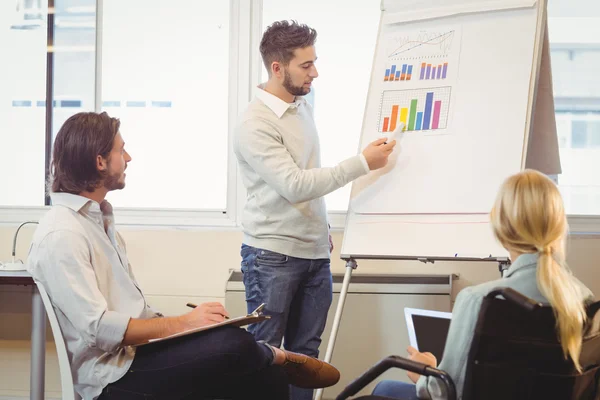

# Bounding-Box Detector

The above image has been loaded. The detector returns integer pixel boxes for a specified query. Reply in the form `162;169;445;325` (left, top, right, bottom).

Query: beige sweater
233;87;369;259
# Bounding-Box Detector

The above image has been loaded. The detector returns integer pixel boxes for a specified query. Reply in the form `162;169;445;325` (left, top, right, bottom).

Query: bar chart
378;87;451;132
384;61;449;82
384;63;414;81
419;62;448;80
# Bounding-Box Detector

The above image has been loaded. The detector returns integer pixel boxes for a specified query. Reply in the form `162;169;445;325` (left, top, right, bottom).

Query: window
553;112;600;215
52;0;97;152
549;0;600;215
0;0;95;207
101;0;230;209
261;0;381;211
571;120;588;149
0;0;47;206
590;122;600;147
3;0;595;227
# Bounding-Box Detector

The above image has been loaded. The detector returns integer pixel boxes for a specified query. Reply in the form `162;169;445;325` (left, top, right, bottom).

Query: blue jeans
241;244;333;400
372;380;418;400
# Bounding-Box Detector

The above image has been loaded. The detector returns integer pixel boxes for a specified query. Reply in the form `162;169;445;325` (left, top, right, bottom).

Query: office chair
337;287;600;400
36;281;82;400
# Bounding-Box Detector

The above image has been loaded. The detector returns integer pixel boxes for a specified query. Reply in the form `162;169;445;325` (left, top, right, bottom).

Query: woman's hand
406;346;437;383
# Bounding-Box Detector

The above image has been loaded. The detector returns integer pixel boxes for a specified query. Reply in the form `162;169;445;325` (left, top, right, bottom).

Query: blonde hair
490;169;588;372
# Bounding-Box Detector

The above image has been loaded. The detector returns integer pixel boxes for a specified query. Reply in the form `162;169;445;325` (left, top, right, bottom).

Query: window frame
0;0;249;229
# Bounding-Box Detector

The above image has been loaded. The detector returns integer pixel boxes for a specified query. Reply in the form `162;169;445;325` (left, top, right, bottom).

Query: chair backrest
35;282;81;400
463;288;600;400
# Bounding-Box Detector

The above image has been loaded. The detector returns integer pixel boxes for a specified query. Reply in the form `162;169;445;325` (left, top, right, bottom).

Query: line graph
388;30;455;58
385;29;459;64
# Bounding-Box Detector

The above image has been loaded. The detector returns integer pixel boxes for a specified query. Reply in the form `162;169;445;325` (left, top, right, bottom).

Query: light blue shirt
27;193;161;400
416;253;593;399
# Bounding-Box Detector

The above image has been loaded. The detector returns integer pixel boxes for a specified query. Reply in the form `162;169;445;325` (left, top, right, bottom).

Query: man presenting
234;20;397;400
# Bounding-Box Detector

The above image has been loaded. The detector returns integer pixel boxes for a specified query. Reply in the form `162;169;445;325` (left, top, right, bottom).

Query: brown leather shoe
280;350;341;389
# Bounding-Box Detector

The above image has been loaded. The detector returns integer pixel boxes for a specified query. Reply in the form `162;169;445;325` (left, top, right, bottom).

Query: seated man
27;111;340;400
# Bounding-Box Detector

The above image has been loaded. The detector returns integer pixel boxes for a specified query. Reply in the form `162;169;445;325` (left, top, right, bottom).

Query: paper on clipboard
134;303;271;347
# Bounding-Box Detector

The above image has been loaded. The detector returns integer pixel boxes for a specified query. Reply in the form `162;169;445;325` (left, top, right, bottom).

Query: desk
0;270;46;400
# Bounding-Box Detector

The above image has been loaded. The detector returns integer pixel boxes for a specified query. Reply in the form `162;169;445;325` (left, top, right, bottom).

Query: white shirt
233;86;370;259
27;193;161;400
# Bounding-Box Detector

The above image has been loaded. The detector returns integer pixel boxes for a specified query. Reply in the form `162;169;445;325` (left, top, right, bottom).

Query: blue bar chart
384;63;414;81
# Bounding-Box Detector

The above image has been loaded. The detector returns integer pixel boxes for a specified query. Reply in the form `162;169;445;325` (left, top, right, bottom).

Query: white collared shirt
254;86;308;118
27;192;160;400
234;85;370;259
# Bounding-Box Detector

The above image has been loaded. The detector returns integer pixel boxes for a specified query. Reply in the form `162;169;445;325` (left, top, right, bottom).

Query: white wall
0;224;598;397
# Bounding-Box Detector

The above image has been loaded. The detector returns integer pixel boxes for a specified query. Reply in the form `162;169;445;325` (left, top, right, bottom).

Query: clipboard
134;303;270;347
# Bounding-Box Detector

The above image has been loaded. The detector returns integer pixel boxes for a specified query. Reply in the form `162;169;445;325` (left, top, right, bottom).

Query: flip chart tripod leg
314;259;357;400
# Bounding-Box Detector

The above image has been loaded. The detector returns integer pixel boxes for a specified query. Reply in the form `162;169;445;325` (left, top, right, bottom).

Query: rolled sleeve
31;230;131;353
96;311;131;353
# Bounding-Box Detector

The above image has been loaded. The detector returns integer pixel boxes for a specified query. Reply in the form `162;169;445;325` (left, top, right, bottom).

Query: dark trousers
99;326;290;400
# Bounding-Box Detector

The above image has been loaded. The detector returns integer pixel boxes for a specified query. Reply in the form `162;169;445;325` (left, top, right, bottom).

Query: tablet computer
404;307;452;363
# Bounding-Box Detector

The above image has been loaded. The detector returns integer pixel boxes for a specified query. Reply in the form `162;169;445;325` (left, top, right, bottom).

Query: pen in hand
186;302;230;319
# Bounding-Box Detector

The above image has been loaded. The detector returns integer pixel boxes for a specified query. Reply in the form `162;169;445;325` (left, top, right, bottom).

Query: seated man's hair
50;112;120;194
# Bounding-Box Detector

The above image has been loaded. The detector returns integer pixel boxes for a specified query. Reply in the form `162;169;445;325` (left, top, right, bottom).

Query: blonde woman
372;169;593;400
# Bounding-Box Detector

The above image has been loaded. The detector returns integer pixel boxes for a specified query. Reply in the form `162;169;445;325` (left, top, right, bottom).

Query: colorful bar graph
395;71;400;80
436;65;441;79
379;87;450;133
420;63;426;80
390;65;397;79
432;101;442;129
426;64;431;79
385;69;390;81
442;63;448;79
432;66;436;79
401;64;407;80
407;65;413;80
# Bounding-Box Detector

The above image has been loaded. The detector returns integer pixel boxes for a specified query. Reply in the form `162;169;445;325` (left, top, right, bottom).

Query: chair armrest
486;287;542;312
335;355;457;400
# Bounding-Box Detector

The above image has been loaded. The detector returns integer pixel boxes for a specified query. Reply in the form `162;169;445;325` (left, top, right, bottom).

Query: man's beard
283;69;310;96
104;170;125;191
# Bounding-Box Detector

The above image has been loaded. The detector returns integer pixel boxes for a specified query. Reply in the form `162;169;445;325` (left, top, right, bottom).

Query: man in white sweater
234;20;396;400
